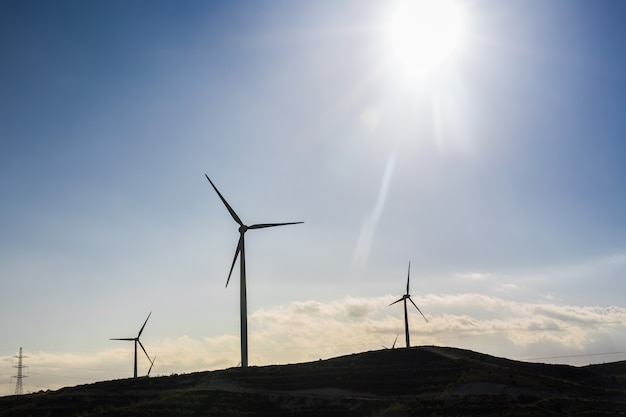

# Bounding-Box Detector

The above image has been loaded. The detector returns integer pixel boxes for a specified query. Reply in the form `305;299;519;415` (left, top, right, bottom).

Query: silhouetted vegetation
1;346;625;416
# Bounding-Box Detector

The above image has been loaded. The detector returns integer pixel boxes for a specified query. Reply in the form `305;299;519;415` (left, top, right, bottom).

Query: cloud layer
2;293;625;396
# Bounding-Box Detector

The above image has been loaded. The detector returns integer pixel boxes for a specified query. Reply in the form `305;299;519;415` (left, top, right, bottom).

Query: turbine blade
110;338;135;341
408;297;429;322
389;297;404;306
138;312;152;338
148;356;156;376
226;236;242;287
392;334;399;349
406;261;411;294
138;340;151;362
248;221;304;229
205;175;243;226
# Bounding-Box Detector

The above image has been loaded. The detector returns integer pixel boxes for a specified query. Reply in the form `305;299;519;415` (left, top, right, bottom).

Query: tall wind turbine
390;262;428;348
110;312;152;378
205;174;303;368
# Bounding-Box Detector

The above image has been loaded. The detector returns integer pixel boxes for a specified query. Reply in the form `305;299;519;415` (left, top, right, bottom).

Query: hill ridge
1;346;625;416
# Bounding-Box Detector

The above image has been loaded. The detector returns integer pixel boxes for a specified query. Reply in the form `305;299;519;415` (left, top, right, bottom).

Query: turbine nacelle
389;293;411;306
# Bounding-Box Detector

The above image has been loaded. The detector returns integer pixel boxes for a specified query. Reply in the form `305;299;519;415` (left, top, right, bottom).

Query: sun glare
385;0;468;82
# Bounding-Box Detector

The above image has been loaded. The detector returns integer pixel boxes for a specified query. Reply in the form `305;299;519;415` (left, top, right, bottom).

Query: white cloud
495;282;518;293
457;272;491;280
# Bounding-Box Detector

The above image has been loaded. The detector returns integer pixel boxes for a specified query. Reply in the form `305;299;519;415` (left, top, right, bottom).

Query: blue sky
1;0;626;395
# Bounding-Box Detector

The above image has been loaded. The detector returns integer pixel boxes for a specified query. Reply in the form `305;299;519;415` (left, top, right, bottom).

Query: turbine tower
389;262;428;348
205;174;303;368
110;312;153;378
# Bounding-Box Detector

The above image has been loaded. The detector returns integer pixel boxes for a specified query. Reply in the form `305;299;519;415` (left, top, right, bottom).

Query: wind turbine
382;334;400;350
205;174;303;368
389;262;428;348
110;312;153;378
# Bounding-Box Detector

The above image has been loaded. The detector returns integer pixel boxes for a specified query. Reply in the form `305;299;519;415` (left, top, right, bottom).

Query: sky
1;0;626;395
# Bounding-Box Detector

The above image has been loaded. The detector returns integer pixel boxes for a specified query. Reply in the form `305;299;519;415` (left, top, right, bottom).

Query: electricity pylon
12;347;28;395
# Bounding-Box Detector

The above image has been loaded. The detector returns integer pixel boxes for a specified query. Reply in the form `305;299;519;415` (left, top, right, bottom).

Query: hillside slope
1;346;625;416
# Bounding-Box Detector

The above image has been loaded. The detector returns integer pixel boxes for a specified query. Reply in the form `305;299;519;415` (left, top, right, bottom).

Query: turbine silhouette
389;262;428;348
382;334;400;350
110;312;152;378
205;174;303;368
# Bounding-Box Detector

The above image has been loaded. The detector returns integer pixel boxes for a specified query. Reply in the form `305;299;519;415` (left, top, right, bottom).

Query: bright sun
385;0;468;82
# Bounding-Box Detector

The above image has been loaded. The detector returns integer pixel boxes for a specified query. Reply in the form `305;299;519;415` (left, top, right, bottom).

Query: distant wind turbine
389;262;428;348
110;312;153;378
205;174;303;368
382;334;400;350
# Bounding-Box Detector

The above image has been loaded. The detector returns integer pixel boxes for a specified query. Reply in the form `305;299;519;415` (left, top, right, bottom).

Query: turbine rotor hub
239;225;248;233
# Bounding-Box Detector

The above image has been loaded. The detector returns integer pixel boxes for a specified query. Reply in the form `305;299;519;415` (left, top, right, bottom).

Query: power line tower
12;347;28;395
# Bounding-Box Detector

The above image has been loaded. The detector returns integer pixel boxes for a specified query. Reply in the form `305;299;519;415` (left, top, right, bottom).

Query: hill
1;346;625;416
